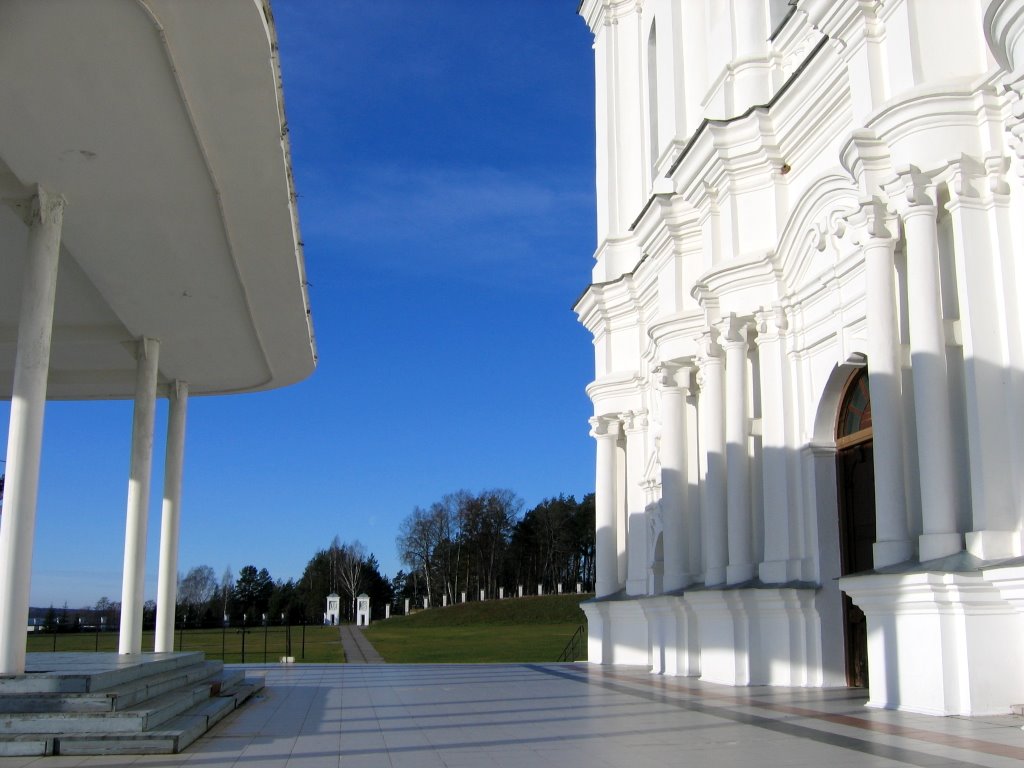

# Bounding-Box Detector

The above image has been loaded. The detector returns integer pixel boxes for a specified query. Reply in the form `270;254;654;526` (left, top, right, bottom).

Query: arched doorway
835;367;874;687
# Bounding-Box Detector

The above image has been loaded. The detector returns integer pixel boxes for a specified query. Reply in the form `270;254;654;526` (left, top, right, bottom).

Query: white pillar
385;604;391;619
623;411;649;595
855;199;912;567
119;337;160;655
404;598;410;615
499;587;505;599
155;381;188;653
698;335;727;585
756;308;796;583
657;362;693;591
722;316;755;584
592;416;623;597
897;171;962;561
0;190;64;675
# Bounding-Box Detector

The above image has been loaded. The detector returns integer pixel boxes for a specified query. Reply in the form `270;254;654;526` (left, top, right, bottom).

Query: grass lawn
364;594;589;663
25;624;345;663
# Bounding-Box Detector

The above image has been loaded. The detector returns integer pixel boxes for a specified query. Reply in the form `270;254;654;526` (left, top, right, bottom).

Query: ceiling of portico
0;0;316;399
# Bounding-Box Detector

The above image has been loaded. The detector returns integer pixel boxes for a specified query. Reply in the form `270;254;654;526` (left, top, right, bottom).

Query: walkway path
338;622;384;663
6;663;1024;767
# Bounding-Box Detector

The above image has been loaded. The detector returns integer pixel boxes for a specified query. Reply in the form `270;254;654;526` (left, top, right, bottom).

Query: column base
626;578;648;596
966;529;1021;560
873;539;913;568
919;532;963;562
758;559;803;584
704;566;726;587
726;563;755;584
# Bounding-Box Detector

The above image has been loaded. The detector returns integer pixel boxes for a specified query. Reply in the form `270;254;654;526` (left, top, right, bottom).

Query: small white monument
385;604;391;619
443;594;448;607
356;593;370;627
499;587;505;599
326;593;340;626
404;598;410;615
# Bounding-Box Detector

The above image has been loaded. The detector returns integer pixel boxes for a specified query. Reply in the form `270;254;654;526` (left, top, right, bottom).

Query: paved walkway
4;663;1024;767
338;624;384;663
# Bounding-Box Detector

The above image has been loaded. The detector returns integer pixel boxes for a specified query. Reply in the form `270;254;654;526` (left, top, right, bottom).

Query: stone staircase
0;651;264;756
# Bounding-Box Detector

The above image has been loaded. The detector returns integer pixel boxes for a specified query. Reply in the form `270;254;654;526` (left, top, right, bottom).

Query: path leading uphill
338;623;384;663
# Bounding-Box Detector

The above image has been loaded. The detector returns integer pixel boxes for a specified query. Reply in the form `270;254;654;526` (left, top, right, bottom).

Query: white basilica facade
575;0;1024;716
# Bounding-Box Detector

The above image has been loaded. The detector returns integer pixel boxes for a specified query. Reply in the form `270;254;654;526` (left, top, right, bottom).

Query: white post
119;337;160;655
404;598;410;615
0;190;64;675
442;593;448;607
592;416;623;596
577;583;582;594
385;604;390;619
855;199;912;567
480;589;486;601
518;585;524;598
499;586;505;599
155;381;188;652
897;170;963;561
461;591;466;603
538;584;543;596
698;335;727;585
557;583;563;594
723;316;755;584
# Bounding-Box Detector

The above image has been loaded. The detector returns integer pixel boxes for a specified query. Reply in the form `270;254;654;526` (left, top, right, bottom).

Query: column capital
589;415;622;439
845;195;898;244
30;188;66;227
885;165;939;216
717;313;755;348
620;409;648;432
754;305;788;341
653;359;697;392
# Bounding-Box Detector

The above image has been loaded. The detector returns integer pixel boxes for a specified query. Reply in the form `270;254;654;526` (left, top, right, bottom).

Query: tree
219;566;235;620
233;565;274;620
178;565;217;624
337;540;367;620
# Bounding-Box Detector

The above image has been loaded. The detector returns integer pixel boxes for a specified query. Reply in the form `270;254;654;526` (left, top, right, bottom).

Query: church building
575;0;1024;716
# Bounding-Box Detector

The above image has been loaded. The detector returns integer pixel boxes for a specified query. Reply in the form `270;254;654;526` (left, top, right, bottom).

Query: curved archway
835;367;875;687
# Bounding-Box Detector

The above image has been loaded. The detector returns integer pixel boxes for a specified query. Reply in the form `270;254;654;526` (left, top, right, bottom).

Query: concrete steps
0;653;263;756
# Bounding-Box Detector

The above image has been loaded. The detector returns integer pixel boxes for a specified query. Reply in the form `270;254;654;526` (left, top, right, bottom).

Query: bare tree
178;565;217;624
220;566;234;619
337;540;366;620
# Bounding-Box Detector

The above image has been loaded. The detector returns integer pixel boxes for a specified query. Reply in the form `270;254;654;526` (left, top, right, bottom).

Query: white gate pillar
119;337;160;655
0;190;64;675
155;381;188;652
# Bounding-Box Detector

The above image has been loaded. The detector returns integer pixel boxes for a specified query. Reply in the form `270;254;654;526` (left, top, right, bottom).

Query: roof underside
0;0;316;399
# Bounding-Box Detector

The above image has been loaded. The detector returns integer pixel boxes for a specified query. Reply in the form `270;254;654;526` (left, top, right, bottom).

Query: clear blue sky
2;2;598;609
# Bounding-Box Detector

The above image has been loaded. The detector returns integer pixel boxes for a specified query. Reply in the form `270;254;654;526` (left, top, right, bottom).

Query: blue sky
2;2;598;608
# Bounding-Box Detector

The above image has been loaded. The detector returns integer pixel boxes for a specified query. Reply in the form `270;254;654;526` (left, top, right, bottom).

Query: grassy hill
363;594;589;663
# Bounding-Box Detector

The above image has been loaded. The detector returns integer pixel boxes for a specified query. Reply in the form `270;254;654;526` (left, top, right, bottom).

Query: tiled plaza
4;662;1023;767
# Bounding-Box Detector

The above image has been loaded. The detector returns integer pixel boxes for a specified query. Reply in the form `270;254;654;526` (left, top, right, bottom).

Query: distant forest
42;491;594;629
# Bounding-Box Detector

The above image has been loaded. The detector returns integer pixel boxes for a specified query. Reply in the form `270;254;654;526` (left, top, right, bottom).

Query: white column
896;170;962;561
119;337;161;655
698;334;727;585
855;198;912;567
657;362;693;591
0;190;64;675
623;410;649;596
155;381;188;653
592;416;622;597
756;307;796;583
722;316;755;584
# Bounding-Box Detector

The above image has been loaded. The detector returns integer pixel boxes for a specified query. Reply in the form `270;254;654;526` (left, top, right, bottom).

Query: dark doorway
835;368;874;688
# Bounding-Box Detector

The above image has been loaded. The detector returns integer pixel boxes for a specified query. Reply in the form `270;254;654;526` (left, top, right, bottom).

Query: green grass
25;625;345;664
363;594;589;663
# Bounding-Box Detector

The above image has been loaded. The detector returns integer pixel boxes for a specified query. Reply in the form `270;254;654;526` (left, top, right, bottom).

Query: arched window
836;368;872;448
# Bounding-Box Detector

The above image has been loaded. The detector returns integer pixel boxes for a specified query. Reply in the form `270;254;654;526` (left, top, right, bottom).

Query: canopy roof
0;0;316;398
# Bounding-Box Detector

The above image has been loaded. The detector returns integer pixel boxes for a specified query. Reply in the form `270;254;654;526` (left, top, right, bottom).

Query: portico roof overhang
0;0;316;399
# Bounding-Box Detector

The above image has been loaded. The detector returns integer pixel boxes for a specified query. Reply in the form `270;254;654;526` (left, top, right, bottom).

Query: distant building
575;0;1024;716
326;594;341;626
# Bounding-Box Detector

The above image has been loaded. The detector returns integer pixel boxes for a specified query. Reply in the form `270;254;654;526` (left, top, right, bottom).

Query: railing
557;624;586;662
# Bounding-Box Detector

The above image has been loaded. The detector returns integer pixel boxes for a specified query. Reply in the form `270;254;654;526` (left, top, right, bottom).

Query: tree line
395;490;594;609
72;490;594;627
